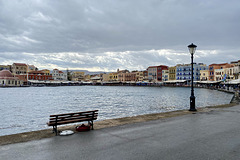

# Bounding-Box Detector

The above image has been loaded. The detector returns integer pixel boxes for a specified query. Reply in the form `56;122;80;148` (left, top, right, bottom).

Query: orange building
28;71;53;81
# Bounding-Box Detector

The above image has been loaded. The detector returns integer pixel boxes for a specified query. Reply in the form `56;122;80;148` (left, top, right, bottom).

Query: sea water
0;86;233;136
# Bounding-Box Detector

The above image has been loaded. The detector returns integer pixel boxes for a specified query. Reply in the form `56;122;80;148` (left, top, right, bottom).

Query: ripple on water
0;86;233;136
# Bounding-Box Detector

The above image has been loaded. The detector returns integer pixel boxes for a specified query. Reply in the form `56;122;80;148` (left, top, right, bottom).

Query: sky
0;0;240;72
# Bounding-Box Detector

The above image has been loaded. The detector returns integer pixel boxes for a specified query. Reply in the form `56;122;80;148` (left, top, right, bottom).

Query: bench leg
91;120;94;130
88;121;94;130
53;126;58;136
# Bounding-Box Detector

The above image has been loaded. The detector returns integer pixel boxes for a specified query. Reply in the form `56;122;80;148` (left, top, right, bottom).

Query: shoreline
0;102;238;146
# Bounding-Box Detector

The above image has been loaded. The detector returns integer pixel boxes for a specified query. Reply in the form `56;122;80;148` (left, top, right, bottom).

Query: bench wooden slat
49;113;98;120
49;110;98;117
50;113;98;118
48;117;97;126
49;116;98;122
48;116;98;124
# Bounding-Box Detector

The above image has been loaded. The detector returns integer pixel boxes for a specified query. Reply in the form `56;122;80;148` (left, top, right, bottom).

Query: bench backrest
48;110;98;125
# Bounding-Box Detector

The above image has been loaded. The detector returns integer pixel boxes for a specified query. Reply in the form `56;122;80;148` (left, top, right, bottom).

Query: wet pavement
1;105;240;160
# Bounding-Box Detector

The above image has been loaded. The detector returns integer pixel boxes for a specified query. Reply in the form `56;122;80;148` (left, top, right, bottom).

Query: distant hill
64;70;109;75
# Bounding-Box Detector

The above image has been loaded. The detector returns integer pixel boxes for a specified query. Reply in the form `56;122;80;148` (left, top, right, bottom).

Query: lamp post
188;43;197;111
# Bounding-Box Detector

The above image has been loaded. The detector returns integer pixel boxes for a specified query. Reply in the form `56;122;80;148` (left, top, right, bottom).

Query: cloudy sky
0;0;239;72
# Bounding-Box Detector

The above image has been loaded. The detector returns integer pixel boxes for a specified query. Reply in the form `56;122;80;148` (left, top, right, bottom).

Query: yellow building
72;71;85;81
109;72;118;81
135;71;144;82
40;69;51;75
200;70;209;81
168;66;176;81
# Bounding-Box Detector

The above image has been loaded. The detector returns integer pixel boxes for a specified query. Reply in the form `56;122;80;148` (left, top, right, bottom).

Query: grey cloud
1;0;239;52
0;0;240;71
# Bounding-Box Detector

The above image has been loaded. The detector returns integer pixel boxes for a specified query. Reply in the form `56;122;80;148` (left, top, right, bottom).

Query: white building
52;69;67;81
162;70;169;81
176;63;208;81
214;69;225;81
214;67;235;82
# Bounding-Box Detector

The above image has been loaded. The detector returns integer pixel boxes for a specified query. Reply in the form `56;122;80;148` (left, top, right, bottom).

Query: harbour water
0;86;233;136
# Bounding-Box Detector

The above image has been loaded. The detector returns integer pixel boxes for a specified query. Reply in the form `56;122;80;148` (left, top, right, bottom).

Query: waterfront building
208;63;234;81
147;65;168;82
147;66;157;82
72;71;85;81
135;71;144;82
143;70;148;81
130;71;136;82
0;70;23;87
109;72;118;81
15;75;28;84
99;73;104;82
11;63;27;75
209;63;226;81
168;66;176;81
117;69;131;82
52;69;67;81
0;65;11;71
90;75;101;82
200;70;209;81
27;65;38;72
84;74;91;81
176;64;190;81
102;73;110;82
157;65;168;81
28;71;53;81
225;66;235;81
123;72;133;82
40;69;51;76
102;72;118;82
162;70;169;81
214;69;225;81
214;66;235;81
176;63;208;81
231;60;240;79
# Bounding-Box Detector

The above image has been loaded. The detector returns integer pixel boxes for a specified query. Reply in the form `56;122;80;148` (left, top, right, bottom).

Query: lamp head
188;43;197;55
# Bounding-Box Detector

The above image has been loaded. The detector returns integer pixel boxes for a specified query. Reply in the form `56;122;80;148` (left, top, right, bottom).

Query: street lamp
188;43;197;111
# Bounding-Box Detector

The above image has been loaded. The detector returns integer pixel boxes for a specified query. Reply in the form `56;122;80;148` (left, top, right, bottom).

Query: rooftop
0;70;13;78
13;63;27;66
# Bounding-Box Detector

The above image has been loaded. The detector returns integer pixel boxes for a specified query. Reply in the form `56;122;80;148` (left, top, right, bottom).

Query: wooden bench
47;110;98;135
